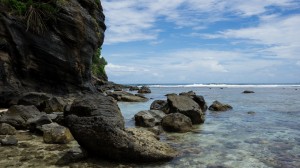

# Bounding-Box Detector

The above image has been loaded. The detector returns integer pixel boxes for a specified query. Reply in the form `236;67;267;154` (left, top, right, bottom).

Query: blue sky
101;0;300;84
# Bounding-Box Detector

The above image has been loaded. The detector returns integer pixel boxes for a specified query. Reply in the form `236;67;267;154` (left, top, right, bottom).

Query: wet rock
107;91;148;102
42;123;73;144
150;100;168;111
134;110;166;127
208;101;233;111
56;146;88;165
161;113;193;133
243;90;255;94
0;105;41;129
129;86;139;91
138;86;151;94
28;115;53;134
167;95;205;124
65;94;177;162
0;123;16;135
0;135;18;146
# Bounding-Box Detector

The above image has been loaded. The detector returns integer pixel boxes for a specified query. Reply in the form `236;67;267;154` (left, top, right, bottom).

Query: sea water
118;84;300;168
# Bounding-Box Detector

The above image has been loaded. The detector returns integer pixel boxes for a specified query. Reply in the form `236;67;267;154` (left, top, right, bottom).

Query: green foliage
1;0;59;34
92;48;108;80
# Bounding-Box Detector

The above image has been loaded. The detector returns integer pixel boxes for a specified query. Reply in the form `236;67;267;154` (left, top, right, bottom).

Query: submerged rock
242;90;255;94
134;110;166;127
42;123;74;144
161;113;193;133
209;101;233;111
65;94;177;162
0;123;16;135
167;95;205;124
0;105;41;129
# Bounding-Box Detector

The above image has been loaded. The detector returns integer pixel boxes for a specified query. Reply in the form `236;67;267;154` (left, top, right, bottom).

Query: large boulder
208;101;233;111
65;94;177;162
42;123;74;144
0;105;41;129
138;86;151;94
179;91;208;112
28;115;53;134
161;113;193;133
167;95;205;124
107;91;148;102
134;110;166;127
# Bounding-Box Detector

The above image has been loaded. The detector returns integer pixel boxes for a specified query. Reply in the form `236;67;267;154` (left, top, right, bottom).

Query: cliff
0;0;106;94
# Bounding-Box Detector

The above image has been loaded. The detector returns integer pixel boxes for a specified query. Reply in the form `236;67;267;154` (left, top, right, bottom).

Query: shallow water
118;85;300;168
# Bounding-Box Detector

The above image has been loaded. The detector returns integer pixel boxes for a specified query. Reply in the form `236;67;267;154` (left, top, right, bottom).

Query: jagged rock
0;123;16;135
243;90;255;94
65;94;177;162
42;123;73;144
208;101;233;111
47;112;65;126
56;146;88;166
129;86;139;91
107;91;148;102
40;97;66;113
0;135;18;146
134;110;166;127
17;92;51;110
0;0;106;93
161;113;193;133
138;86;151;94
0;105;41;129
167;95;205;124
179;91;208;112
150;100;168;111
28;115;53;134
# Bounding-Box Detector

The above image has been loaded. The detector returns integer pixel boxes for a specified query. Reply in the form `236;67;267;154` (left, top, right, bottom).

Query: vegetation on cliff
92;48;108;81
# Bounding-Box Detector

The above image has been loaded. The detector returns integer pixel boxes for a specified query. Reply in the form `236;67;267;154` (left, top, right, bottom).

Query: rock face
134;110;166;127
65;94;177;162
0;105;41;129
167;95;205;124
161;113;193;133
0;0;106;93
208;101;233;111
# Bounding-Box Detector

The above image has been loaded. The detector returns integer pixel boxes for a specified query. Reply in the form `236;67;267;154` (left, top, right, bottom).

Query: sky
101;0;300;84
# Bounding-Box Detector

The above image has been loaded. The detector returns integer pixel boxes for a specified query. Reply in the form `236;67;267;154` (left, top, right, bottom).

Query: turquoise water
118;85;300;168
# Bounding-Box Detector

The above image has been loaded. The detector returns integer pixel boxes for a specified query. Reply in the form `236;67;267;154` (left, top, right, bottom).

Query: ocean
118;84;300;168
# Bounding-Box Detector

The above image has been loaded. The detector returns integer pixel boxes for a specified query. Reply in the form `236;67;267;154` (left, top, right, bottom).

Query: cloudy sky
101;0;300;84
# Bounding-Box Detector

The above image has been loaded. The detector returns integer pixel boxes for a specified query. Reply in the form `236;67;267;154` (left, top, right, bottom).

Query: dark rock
138;86;151;94
247;111;256;115
47;112;65;126
179;91;208;112
56;146;88;166
0;135;18;146
150;100;168;111
107;91;148;102
243;90;255;94
42;123;73;144
0;0;106;93
165;93;177;96
65;94;177;162
179;91;196;96
161;113;193;133
134;110;166;127
167;95;205;124
0;89;20;108
209;101;233;111
28;115;53;134
0;105;41;129
0;123;16;135
129;86;139;91
17;92;51;110
40;97;66;113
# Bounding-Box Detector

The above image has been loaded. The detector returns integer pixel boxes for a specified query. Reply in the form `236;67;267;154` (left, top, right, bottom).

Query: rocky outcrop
107;91;148;102
0;105;41;129
134;110;166;127
167;95;205;124
65;94;177;162
161;113;193;133
208;101;233;111
138;86;151;94
0;0;106;93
